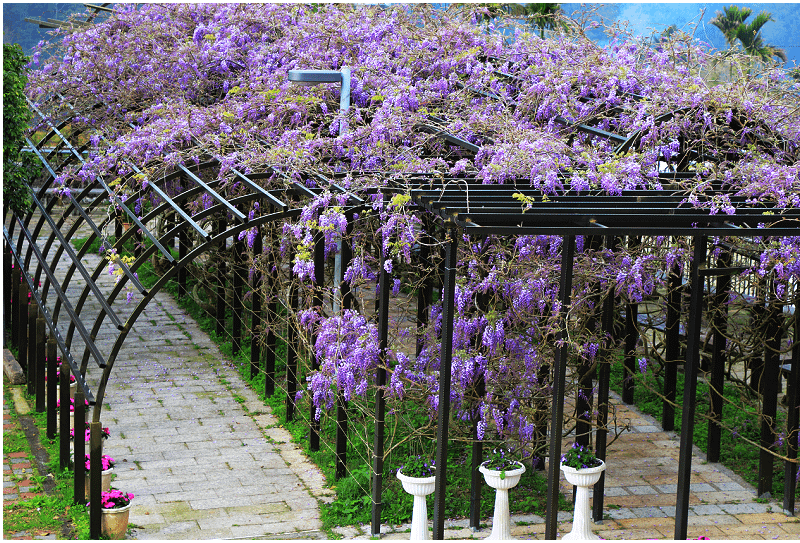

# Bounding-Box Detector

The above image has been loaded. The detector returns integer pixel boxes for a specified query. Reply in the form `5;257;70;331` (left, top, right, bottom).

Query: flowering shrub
398;455;436;478
84;454;115;472
71;423;110;441
56;398;89;412
561;443;602;470
482;447;522;479
94;489;134;510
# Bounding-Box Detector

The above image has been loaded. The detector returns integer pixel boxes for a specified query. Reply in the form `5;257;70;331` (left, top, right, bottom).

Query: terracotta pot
101;502;132;539
397;470;436;540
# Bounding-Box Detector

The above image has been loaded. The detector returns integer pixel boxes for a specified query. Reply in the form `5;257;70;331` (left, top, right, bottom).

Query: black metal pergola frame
7;8;800;539
4;89;371;537
395;174;800;539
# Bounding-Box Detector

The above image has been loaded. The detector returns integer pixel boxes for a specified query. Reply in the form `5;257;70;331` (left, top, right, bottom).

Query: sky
561;3;800;67
3;2;799;69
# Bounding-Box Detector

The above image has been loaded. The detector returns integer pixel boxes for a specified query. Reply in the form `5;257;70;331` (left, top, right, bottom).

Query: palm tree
486;3;567;38
710;5;752;47
522;3;566;39
710;6;787;64
734;11;788;63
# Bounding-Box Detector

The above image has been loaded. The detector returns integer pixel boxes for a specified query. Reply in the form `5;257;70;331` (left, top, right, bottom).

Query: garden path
40;209;333;539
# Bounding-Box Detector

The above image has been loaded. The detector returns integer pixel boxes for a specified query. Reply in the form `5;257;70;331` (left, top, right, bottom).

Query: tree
519;3;566;39
3;43;35;213
710;5;752;47
734;11;787;63
710;5;786;64
480;3;567;38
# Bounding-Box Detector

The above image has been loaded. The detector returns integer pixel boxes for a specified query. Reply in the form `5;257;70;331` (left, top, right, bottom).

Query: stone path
97;290;333;539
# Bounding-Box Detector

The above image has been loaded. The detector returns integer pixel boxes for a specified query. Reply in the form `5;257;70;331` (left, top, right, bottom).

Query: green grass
610;360;795;501
2;387;90;540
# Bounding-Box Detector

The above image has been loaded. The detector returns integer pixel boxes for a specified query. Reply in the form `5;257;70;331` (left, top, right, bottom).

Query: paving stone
691;503;725;515
630;506;670;519
715;481;747;491
627;485;658;495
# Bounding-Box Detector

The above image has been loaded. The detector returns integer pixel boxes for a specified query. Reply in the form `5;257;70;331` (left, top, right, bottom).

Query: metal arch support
92;205;344;413
4;225;103;399
544;234;577;540
614;107;691;156
431;223;461;540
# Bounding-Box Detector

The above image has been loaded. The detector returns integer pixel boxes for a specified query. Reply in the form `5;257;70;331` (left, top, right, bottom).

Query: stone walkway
97;293;333;539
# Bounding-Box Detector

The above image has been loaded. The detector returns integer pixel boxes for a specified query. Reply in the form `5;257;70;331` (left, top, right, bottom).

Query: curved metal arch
17;135;89;268
89;204;345;422
77;184;322;373
18;104;94;264
67;161;346;382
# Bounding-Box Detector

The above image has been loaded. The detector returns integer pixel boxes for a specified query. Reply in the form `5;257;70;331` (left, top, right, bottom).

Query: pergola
7;5;800;539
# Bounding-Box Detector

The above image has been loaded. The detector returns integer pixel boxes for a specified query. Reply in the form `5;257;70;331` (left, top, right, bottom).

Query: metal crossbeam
31;193;125;330
5;233;96;402
6;222;107;371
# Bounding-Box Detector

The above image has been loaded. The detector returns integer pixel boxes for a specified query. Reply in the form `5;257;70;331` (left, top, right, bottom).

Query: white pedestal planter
397;470;436;540
560;460;605;540
479;462;526;540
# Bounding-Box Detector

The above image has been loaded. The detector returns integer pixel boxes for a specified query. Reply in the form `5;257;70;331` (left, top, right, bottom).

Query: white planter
397;470;436;540
560;460;605;540
479;462;526;540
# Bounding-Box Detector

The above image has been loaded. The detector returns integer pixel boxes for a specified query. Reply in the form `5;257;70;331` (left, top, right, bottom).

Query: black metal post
27;302;38;396
675;235;706;540
416;226;432;357
335;220;354;481
35;314;46;412
310;233;325;452
470;372;485;530
758;298;782;497
89;421;103;539
250;235;263;380
232;241;243;355
178;224;188;299
784;288;799;514
622;237;640;404
593;279;615;522
11;262;20;349
707;250;730;462
544;234;576;540
371;234;393;537
622;300;638;404
4;245;11;337
286;269;298;422
18;282;29;376
265;240;277;398
59;363;70;470
749;280;766;389
74;387;86;505
216;221;226;338
432;227;459;541
662;262;682;431
47;338;57;439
